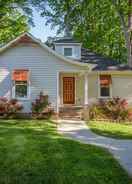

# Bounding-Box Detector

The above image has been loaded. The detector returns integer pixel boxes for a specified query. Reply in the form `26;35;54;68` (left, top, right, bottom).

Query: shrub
0;97;23;118
128;108;132;121
32;92;54;119
89;104;107;120
89;97;129;121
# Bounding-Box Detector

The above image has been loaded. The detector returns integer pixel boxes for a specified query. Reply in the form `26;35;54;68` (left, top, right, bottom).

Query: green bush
32;92;54;119
89;97;129;121
0;97;23;118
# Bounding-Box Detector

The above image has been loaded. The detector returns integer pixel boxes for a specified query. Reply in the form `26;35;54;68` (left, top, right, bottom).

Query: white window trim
63;46;74;57
12;70;31;100
12;81;30;101
97;74;112;99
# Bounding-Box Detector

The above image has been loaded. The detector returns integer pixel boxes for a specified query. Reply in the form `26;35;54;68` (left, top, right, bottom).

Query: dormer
54;37;82;60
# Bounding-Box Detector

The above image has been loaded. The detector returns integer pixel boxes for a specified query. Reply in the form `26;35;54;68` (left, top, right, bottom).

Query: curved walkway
58;120;132;176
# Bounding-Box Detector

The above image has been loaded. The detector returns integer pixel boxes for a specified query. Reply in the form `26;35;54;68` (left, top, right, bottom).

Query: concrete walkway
58;120;132;176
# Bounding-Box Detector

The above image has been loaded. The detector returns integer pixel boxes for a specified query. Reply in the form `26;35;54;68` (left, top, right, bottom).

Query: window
100;86;110;97
15;81;28;98
64;48;72;56
12;69;29;99
99;75;112;98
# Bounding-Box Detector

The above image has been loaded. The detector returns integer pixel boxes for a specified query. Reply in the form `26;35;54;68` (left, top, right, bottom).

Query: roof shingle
81;48;130;71
54;37;81;44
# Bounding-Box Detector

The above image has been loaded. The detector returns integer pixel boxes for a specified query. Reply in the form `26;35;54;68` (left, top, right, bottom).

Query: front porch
57;72;89;119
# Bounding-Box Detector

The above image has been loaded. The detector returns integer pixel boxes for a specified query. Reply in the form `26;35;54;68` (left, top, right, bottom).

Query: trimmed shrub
0;97;23;118
32;92;54;119
89;97;129;121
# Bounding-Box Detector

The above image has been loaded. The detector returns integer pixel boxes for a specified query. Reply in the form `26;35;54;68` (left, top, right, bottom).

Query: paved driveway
58;120;132;176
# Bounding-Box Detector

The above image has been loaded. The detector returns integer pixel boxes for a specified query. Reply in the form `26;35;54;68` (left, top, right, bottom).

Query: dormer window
54;37;82;59
64;47;72;57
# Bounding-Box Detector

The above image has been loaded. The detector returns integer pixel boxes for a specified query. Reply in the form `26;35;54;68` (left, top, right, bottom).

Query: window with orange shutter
12;70;30;99
99;75;112;98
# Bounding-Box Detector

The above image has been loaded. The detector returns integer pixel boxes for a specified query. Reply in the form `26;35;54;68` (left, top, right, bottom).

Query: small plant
89;97;129;121
89;103;107;120
0;97;23;118
32;92;54;119
102;97;128;121
128;108;132;121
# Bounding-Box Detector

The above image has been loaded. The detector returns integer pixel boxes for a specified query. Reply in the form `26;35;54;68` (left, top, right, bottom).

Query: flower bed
88;97;132;122
0;97;23;118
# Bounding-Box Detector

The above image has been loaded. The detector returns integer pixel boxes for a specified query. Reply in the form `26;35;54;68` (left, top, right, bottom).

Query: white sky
30;10;58;42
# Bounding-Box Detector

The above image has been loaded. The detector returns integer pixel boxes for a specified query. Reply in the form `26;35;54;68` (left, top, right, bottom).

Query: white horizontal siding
112;75;132;105
0;44;84;112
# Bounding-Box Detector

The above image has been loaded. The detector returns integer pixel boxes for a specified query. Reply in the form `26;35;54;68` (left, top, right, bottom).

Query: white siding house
0;33;88;113
1;32;132;115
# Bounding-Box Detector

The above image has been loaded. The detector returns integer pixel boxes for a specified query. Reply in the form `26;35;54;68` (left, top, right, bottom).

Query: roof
54;37;81;44
80;48;131;71
54;36;130;71
1;32;130;72
0;32;88;68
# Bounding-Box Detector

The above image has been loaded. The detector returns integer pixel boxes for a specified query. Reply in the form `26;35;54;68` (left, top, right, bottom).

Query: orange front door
63;77;75;104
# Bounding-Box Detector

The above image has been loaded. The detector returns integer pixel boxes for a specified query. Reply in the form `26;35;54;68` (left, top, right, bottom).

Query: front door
63;77;75;104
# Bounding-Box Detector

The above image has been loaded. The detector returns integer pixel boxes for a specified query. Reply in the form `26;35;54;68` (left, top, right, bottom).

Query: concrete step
59;106;82;112
59;112;82;120
59;116;82;120
59;106;83;120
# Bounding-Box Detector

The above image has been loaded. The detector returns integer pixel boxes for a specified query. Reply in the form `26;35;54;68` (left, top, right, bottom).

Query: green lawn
0;120;131;184
89;121;132;139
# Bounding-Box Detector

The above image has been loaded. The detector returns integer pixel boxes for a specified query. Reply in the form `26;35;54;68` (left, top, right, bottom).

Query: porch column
84;73;88;107
56;72;59;113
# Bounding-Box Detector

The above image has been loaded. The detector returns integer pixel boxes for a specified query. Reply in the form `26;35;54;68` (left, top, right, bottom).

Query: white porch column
56;72;59;113
84;73;88;107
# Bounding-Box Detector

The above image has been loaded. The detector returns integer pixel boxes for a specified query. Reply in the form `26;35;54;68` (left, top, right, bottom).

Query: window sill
17;98;30;101
98;96;112;99
65;56;79;59
12;97;30;101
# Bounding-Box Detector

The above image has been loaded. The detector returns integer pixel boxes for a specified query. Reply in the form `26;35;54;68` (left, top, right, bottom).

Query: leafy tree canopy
0;0;33;44
39;0;129;63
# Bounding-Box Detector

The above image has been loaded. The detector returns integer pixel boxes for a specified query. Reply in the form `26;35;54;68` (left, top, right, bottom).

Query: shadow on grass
0;120;131;184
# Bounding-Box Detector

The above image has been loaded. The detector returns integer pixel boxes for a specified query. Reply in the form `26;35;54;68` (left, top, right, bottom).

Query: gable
0;33;89;68
12;34;37;46
0;41;87;74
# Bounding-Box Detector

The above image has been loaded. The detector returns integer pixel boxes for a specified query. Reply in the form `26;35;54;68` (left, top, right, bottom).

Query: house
0;32;132;115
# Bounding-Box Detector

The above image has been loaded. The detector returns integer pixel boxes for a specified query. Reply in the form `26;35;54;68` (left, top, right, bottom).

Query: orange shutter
12;70;29;81
100;75;111;85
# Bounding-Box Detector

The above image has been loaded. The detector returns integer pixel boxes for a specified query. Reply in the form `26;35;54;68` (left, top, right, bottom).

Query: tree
0;0;33;44
111;0;132;66
39;0;130;63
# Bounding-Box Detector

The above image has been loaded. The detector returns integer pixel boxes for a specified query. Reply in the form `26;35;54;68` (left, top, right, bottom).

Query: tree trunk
128;0;132;30
116;9;131;67
112;0;132;66
126;31;132;67
128;0;132;67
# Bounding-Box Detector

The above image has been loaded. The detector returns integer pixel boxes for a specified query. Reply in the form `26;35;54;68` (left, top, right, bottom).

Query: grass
89;121;132;139
0;120;131;184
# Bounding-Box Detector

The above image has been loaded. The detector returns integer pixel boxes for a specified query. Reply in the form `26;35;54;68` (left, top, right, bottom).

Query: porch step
59;106;83;120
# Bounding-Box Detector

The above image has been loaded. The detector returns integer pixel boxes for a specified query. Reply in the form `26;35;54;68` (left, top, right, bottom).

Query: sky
30;10;58;42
